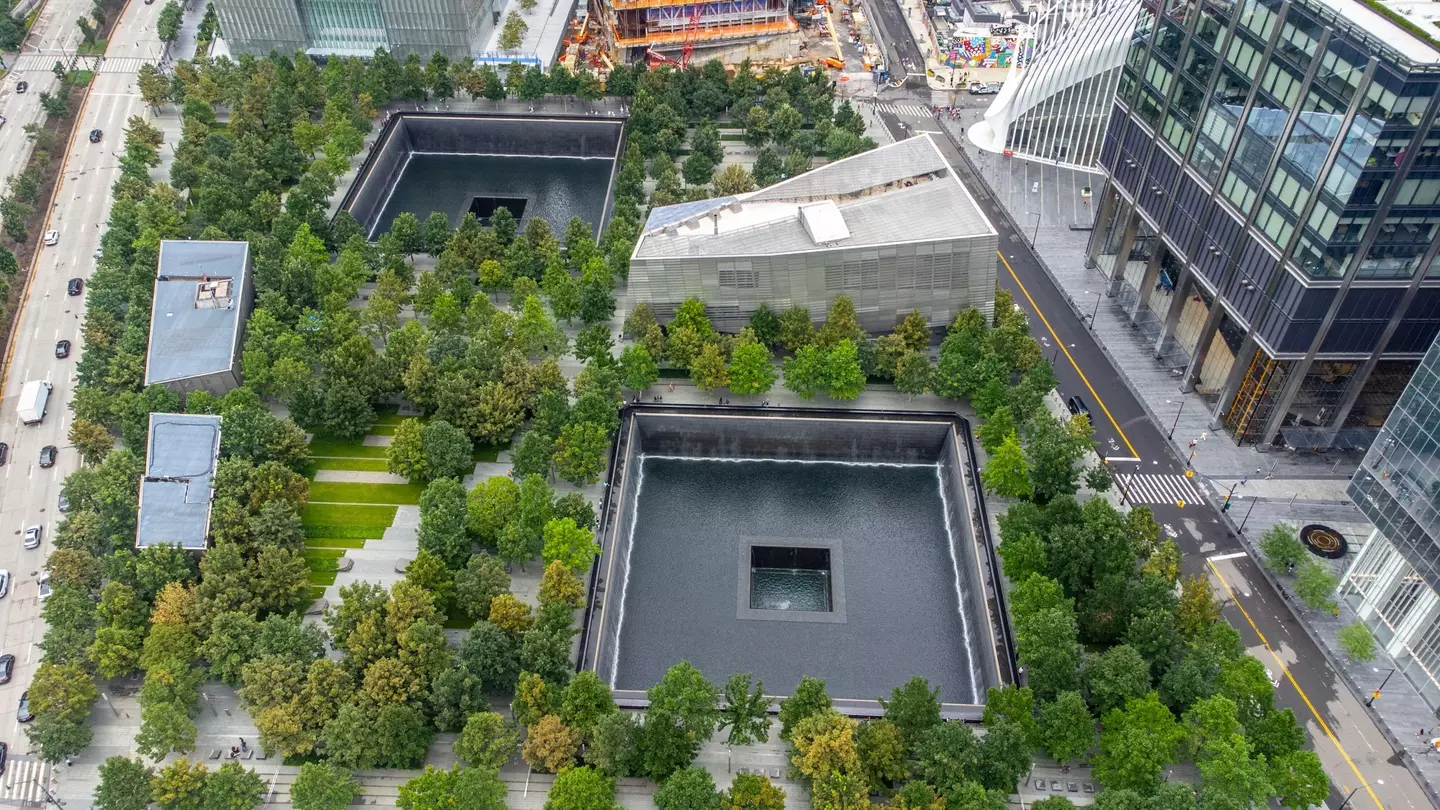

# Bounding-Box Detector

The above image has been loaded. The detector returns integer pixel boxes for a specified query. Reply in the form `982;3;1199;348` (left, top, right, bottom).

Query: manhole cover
1300;524;1348;559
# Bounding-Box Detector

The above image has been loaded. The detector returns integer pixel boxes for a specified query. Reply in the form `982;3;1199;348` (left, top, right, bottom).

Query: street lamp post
1365;669;1396;706
1239;496;1259;532
1167;398;1185;439
1337;787;1360;810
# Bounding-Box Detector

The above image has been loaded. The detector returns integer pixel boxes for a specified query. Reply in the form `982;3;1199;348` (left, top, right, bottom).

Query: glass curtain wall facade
1345;337;1440;711
1089;0;1440;448
215;0;496;59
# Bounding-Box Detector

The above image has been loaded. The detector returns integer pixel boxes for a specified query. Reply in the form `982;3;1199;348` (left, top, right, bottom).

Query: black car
67;277;83;296
0;741;8;775
15;81;26;94
39;445;57;468
55;339;70;358
0;442;7;466
1066;395;1093;424
0;654;14;685
88;128;102;143
17;692;32;723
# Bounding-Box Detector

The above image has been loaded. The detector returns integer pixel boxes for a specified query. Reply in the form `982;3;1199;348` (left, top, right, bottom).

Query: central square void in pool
750;546;833;612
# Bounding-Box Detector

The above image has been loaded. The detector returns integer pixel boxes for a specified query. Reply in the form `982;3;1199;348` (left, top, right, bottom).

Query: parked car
0;570;9;599
17;692;33;723
0;443;7;466
22;526;41;550
55;340;70;359
43;229;58;246
37;575;50;601
39;445;57;468
1066;395;1093;423
0;741;8;774
15;81;26;94
67;277;82;295
88;129;103;143
0;655;15;685
58;493;69;512
968;82;998;95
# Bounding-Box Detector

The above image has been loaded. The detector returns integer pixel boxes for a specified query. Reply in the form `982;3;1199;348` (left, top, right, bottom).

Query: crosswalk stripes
0;755;52;807
873;102;935;118
1116;473;1203;505
10;54;155;73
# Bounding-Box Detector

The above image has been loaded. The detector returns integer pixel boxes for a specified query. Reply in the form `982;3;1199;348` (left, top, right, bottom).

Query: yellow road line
997;251;1138;458
1207;559;1384;810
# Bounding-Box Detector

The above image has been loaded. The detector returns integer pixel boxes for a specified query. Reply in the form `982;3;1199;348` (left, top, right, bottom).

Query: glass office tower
1089;0;1440;448
1345;335;1440;711
214;0;498;59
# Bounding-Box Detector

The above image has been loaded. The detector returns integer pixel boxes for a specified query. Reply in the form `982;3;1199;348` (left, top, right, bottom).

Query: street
0;0;170;803
869;107;1435;810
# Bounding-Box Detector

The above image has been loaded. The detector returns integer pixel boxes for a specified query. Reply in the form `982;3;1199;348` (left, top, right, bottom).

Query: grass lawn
303;547;347;558
304;524;387;540
475;443;505;463
307;570;338;586
304;536;368;549
369;424;398;436
443;614;477;630
302;586;326;600
658;368;689;379
308;438;387;459
77;38;106;54
65;70;93;85
302;502;398;526
309;481;424;505
306;457;390;473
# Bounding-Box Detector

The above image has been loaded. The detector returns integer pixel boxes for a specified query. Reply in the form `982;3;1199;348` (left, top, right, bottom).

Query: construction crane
644;4;704;68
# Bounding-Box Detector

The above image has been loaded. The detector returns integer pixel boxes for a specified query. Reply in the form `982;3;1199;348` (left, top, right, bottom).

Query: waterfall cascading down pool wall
337;112;626;240
579;406;1015;721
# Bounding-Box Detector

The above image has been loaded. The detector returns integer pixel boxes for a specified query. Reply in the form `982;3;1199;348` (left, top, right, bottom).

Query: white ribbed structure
967;0;1140;168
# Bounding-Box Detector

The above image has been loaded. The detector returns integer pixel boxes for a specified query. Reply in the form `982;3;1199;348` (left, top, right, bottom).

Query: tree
619;344;659;393
540;560;585;608
455;712;520;770
291;762;360;810
1196;733;1273;810
70;418;114;464
752;147;783;187
554;422;610;486
586;712;639;777
1293;560;1338;612
1258;523;1306;572
202;761;266;810
1015;607;1082;702
894;352;933;398
789;710;861;782
422;211;452;255
722;773;786;810
783;344;826;399
418;478;471;569
727;342;776;397
856;719;907;790
719;673;772;747
1177;574;1222;640
1270;749;1328;810
822;340;866;400
1082;645;1152;715
1337;621;1376;662
421;419;475;482
94;756;155;810
1038;691;1095;766
156;0;182;41
455;553;510;620
467;477;520;546
524;714;580;772
779;676;831;740
656;766;721;810
713;164;756;195
545;766;617;810
1024;412;1094;503
541;517;598;574
982;434;1033;499
561;670;616;736
1091;693;1185;794
690;342;729;393
647;661;721;742
880;677;942;753
398;765;507;810
499;12;528;49
150;758;207;810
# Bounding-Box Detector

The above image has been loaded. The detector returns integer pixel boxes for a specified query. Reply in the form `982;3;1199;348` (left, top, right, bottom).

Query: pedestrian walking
239;737;247;751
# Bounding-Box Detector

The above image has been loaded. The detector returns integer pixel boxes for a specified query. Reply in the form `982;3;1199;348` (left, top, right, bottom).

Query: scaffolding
610;0;795;53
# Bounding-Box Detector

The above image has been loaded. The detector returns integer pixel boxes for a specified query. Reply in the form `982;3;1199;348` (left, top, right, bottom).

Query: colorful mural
943;35;1033;68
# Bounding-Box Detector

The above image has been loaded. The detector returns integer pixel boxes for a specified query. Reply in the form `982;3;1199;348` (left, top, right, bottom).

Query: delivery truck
17;380;52;425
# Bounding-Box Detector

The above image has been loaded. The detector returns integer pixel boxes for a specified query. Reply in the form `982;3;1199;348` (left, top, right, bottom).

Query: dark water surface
374;154;613;236
616;457;983;703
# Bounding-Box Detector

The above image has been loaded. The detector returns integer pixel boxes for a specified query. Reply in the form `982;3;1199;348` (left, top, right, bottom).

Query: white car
43;229;58;246
21;525;41;550
37;575;50;601
0;570;10;599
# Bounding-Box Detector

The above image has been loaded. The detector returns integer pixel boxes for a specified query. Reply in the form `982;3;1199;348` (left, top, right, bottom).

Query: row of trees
994;494;1330;809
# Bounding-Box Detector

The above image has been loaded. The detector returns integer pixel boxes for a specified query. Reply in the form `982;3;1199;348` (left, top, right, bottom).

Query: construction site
557;0;858;73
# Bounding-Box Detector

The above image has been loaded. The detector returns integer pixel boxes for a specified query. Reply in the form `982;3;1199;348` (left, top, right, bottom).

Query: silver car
21;526;41;550
0;570;10;598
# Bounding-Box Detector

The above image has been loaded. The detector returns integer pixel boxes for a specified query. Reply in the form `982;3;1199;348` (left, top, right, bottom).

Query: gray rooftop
137;412;221;550
634;135;995;260
144;241;250;386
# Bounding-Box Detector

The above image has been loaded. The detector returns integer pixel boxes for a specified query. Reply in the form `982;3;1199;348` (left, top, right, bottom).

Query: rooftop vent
195;278;234;310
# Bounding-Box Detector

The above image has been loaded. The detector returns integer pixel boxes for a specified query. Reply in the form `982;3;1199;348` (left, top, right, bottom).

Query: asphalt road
876;110;1435;810
857;0;925;83
0;0;166;780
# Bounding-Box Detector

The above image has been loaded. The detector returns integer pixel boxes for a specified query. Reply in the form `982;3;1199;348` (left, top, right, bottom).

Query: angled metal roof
145;241;250;386
634;135;995;259
137;412;221;550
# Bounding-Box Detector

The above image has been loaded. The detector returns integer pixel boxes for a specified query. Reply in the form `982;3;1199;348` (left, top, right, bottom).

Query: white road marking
1208;551;1248;561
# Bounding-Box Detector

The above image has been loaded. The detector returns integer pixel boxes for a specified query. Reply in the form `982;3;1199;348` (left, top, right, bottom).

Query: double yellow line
997;251;1138;459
